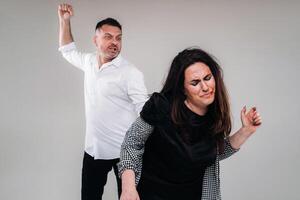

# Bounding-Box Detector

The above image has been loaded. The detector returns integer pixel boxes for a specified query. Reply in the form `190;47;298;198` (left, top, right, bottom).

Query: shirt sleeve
117;117;154;185
58;42;89;72
126;67;149;114
218;138;239;161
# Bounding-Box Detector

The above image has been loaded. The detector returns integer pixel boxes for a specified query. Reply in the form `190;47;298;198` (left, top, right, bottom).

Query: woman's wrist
121;170;136;190
229;127;252;149
239;126;255;138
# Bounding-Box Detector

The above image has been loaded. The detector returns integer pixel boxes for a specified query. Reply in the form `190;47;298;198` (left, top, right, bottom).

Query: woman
118;48;262;200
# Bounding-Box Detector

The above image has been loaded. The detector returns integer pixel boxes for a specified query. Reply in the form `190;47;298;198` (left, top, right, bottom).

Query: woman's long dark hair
160;48;231;151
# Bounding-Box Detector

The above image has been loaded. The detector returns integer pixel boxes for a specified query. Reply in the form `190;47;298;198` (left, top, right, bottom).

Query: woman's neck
184;100;207;116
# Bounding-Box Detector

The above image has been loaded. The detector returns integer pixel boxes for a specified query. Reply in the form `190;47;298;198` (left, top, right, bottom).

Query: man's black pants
81;152;121;200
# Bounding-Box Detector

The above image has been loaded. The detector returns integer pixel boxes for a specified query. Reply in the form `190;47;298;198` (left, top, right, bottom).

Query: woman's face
184;62;216;114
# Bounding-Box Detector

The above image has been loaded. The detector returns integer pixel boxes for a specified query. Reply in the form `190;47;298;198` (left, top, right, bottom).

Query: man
58;3;148;200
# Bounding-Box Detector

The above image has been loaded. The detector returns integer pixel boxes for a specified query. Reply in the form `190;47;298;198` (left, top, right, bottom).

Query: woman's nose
201;82;209;92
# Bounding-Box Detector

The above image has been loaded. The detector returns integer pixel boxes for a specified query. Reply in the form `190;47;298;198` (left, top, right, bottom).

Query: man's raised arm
58;3;74;47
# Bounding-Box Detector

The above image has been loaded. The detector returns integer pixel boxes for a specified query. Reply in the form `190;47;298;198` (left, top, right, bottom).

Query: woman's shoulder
140;92;171;125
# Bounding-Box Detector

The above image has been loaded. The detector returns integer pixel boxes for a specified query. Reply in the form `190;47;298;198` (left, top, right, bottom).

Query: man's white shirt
59;42;148;159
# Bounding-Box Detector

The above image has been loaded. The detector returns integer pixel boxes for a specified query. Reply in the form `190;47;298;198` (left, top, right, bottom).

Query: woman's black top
138;92;217;200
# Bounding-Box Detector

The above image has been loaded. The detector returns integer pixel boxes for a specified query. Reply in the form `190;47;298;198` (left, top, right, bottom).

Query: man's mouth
109;46;118;52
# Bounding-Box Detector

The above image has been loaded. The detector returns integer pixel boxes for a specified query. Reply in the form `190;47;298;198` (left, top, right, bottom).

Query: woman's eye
191;81;198;86
204;75;212;81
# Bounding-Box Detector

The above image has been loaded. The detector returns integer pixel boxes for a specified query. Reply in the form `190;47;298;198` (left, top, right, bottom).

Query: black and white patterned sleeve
218;138;239;161
118;116;154;185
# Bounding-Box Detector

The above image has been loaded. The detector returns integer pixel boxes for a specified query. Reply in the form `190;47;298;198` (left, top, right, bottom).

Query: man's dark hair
95;18;122;31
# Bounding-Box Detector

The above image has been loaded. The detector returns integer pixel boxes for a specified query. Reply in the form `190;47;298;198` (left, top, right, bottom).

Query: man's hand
58;3;73;21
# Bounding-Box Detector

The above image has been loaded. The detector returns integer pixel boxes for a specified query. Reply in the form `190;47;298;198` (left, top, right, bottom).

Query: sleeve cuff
117;160;137;178
58;42;76;52
225;137;240;152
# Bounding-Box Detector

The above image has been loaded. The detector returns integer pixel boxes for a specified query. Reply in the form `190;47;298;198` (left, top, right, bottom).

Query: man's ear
92;35;97;47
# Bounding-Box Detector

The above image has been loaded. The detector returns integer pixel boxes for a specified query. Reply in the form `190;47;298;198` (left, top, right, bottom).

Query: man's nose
111;38;119;45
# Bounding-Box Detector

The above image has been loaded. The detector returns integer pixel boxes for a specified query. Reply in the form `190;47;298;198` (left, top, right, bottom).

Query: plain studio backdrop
1;0;299;199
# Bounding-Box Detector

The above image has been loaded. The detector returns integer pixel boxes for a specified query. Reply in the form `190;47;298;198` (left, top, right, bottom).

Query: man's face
93;24;122;62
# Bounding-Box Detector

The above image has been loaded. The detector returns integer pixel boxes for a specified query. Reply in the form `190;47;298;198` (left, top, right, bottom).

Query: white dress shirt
59;42;148;159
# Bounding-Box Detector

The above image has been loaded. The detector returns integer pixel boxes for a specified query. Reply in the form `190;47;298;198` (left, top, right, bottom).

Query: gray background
1;0;299;199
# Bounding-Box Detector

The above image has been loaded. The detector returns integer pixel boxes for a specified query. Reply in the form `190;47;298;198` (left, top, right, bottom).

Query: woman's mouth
201;91;213;98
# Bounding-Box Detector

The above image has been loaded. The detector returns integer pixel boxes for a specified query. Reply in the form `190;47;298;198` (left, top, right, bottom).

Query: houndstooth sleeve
202;138;240;200
218;138;239;161
118;116;154;185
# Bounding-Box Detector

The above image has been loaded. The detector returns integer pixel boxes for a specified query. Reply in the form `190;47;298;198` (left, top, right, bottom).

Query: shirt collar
99;54;122;69
111;54;122;67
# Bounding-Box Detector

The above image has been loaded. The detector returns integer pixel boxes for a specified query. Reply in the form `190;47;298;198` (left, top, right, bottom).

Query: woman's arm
118;117;154;200
121;170;140;200
229;106;262;149
219;106;262;161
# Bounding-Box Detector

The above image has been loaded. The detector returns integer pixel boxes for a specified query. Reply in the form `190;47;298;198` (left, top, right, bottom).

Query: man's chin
108;52;119;60
103;55;116;63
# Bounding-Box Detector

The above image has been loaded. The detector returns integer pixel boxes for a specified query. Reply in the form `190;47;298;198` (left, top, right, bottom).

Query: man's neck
97;54;112;69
